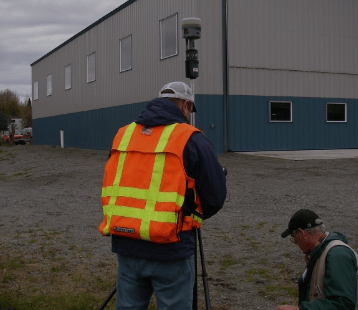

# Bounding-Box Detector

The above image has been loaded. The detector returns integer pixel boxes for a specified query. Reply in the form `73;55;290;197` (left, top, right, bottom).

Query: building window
34;81;39;100
47;74;52;96
120;35;132;72
65;64;71;90
160;14;178;59
327;103;347;122
270;101;292;122
87;52;96;83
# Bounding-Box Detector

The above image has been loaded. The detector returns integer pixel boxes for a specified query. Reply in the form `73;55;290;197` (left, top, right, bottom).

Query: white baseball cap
159;81;197;112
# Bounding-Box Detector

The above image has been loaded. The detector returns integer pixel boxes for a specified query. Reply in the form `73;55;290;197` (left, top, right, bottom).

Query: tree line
0;89;32;131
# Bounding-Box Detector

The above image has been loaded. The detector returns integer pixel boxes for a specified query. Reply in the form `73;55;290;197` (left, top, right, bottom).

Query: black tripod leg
97;285;117;310
197;228;211;310
193;228;198;310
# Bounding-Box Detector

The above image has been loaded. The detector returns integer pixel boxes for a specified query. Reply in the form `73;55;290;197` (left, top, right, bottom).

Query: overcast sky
0;0;128;103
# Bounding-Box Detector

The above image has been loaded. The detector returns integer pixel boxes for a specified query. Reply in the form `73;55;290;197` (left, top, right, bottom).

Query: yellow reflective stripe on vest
155;124;177;152
102;187;184;206
117;122;136;151
103;122;185;241
193;214;203;224
140;153;165;240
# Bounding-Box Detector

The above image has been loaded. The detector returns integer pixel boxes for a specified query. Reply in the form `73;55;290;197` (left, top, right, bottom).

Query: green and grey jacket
298;232;357;310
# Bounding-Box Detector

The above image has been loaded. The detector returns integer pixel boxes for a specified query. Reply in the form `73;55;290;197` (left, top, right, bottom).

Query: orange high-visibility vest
98;122;203;244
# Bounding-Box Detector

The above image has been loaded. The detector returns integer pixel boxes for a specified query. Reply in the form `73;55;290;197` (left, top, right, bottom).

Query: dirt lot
1;144;358;309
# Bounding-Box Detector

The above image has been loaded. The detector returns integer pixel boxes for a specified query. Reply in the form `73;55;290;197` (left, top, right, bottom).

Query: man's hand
276;306;299;310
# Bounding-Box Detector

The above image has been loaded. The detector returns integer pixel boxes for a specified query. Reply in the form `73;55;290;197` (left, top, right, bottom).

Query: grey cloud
0;0;127;101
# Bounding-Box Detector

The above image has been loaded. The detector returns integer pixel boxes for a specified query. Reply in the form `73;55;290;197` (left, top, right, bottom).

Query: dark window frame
65;64;72;90
46;74;52;97
160;13;179;60
87;52;96;83
326;103;347;123
120;35;132;73
269;101;293;122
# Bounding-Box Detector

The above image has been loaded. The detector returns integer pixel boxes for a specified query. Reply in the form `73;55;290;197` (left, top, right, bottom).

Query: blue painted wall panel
33;102;147;150
229;95;358;151
195;95;225;154
33;94;358;152
32;95;227;153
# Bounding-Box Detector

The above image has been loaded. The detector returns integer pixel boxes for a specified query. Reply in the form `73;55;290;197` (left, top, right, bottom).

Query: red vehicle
1;132;26;145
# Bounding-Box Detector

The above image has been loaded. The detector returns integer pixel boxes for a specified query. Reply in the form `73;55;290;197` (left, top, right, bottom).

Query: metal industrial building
31;0;358;153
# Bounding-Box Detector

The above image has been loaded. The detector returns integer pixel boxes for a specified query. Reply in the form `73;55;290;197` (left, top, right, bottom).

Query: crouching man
276;209;358;310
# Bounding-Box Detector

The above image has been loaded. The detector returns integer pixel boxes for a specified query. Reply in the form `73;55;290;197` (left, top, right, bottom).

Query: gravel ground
1;144;358;309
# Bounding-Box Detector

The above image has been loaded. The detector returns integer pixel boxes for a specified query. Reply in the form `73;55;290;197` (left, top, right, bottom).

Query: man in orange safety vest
99;81;226;310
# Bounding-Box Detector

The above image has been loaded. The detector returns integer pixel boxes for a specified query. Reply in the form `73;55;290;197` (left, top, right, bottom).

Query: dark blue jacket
111;98;227;260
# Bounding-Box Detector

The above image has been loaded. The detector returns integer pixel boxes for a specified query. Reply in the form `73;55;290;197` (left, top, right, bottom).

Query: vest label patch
114;227;135;234
141;127;153;135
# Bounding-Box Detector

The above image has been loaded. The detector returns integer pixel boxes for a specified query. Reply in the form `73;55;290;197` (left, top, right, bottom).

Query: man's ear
299;228;308;239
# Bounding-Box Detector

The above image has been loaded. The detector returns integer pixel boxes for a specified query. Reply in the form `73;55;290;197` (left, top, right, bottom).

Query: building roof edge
30;0;137;67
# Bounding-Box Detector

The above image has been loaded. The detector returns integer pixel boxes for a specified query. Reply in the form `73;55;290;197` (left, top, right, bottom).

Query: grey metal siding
31;0;227;152
32;0;205;120
226;0;358;151
227;0;358;98
32;0;226;118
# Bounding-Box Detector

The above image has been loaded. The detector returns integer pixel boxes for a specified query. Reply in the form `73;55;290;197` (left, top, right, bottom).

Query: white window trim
120;35;132;73
160;13;178;60
269;101;293;123
47;74;52;97
87;52;96;83
65;64;72;90
34;80;39;101
326;103;347;123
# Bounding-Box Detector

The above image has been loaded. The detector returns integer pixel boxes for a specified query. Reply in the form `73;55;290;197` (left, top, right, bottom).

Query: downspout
222;0;229;152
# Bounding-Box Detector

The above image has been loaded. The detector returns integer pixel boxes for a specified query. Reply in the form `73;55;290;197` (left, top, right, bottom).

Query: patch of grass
247;268;272;282
50;263;67;273
283;252;291;258
73;275;83;283
245;237;260;249
220;255;239;271
94;275;108;290
259;284;299;301
11;167;32;178
270;223;279;232
258;222;267;228
280;286;299;297
0;293;100;310
0;149;14;161
2;274;15;283
0;256;26;270
219;234;229;242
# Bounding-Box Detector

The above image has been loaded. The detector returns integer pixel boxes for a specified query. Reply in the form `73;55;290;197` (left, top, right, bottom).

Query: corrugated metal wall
228;0;358;96
229;95;358;151
32;94;225;151
227;0;358;151
32;0;226;119
32;0;193;119
31;0;226;153
32;0;358;152
32;102;147;149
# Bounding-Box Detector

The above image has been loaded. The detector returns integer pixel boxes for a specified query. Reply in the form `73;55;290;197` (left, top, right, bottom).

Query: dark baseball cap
281;209;323;238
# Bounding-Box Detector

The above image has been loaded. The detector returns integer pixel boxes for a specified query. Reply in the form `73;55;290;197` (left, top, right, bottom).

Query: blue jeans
116;254;195;310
